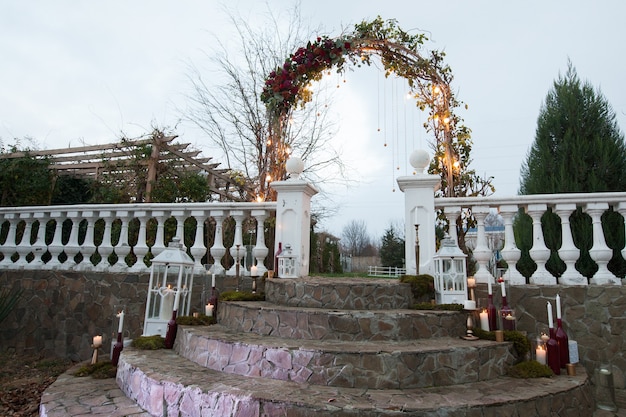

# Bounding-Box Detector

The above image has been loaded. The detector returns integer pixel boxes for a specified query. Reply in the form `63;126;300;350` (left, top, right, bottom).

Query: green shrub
176;315;216;326
412;302;463;311
220;291;265;302
400;274;435;302
473;328;531;358
73;360;117;379
508;360;553;378
131;335;166;350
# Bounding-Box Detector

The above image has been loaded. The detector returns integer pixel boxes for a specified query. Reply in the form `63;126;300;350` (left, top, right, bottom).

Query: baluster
210;210;226;274
499;205;525;285
14;213;34;268
618;202;626;263
97;211;115;271
78;211;98;271
62;211;82;270
527;204;556;285
29;212;49;269
130;211;149;272
151;210;167;259
228;210;245;276
471;206;493;284
111;212;131;271
46;211;66;269
189;210;208;273
0;213;18;268
587;202;618;285
443;206;461;243
171;209;187;250
554;204;586;285
252;209;269;276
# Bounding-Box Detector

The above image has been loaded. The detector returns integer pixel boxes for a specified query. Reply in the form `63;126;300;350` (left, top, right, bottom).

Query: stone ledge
217;301;466;341
173;325;517;389
265;276;413;310
117;348;594;417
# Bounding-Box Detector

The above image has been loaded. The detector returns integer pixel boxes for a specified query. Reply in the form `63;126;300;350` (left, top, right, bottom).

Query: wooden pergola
0;133;254;202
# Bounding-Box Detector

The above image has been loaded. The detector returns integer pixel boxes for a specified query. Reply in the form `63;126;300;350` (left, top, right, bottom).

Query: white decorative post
46;211;65;269
130;211;149;272
78;210;98;271
209;210;226;275
527;204;556;285
64;211;81;269
471;205;494;284
227;210;246;276
252;209;269;276
15;212;34;268
587;202;619;285
111;211;131;271
270;156;318;278
96;211;114;271
29;212;49;269
151;210;168;259
397;150;440;276
189;210;208;273
499;205;525;285
554;203;586;285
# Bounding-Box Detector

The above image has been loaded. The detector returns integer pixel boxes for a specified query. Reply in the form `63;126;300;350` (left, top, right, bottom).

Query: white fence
368;266;407;278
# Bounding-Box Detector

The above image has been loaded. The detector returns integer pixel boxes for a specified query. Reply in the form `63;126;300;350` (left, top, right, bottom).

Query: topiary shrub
400;274;435;303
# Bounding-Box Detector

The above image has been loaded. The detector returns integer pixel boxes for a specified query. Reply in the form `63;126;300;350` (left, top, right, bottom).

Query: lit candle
159;287;174;319
211;273;216;288
556;294;562;319
205;303;214;317
487;276;492;295
117;310;124;333
500;279;506;297
536;346;547;365
479;309;489;330
547;302;554;328
93;335;103;348
467;277;475;288
251;265;258;277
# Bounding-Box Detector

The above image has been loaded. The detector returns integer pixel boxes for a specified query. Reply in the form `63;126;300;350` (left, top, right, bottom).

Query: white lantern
143;238;195;337
277;243;298;278
433;234;467;304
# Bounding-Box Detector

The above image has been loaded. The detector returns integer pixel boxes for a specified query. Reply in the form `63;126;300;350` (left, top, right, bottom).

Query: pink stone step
217;301;466;341
265;276;414;310
173;325;517;389
117;348;594;417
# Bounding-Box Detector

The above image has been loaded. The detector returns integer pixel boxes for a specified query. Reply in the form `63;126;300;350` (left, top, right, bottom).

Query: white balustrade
79;211;98;271
189;210;208;273
435;192;626;287
252;209;269;276
14;212;34;268
227;210;245;276
0;213;18;268
470;205;493;284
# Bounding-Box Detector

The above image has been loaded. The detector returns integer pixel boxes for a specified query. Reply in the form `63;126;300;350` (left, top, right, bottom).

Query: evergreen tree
520;62;626;194
517;62;626;279
379;224;405;268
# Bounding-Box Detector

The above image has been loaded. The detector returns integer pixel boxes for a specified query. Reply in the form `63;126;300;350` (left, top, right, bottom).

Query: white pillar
270;157;318;278
587;202;619;285
97;211;114;271
554;203;586;285
471;205;494;284
252;209;269;276
396;150;440;276
210;210;226;274
227;210;245;276
499;205;524;285
527;204;556;285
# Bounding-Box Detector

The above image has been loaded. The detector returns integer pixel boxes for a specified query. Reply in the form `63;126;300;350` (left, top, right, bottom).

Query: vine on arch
261;16;492;200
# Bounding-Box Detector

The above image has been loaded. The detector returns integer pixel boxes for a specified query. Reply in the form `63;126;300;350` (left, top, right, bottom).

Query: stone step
172;325;517;389
265;276;414;310
117;348;594;417
217;301;466;341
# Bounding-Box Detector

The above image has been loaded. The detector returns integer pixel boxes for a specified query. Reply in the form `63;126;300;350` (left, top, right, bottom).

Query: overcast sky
2;1;625;239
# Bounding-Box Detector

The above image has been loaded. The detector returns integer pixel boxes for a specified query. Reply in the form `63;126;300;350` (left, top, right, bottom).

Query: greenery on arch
261;16;493;200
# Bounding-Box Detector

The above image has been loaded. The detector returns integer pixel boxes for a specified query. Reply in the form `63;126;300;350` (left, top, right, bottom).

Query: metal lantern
433;234;467;304
277;243;297;278
143;238;195;337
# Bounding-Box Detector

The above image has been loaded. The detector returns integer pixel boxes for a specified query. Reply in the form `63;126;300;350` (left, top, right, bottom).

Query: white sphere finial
285;156;304;179
409;149;430;174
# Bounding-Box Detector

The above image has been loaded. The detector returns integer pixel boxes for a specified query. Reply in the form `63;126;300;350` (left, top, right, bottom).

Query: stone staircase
116;276;594;416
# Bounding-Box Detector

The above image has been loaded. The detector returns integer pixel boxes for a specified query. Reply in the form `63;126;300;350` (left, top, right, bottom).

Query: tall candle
488;276;492;295
211;273;216;288
159;288;174;319
536;346;547;365
205;303;214;317
117;310;124;333
556;294;562;319
500;279;506;297
479;310;489;330
547;302;554;328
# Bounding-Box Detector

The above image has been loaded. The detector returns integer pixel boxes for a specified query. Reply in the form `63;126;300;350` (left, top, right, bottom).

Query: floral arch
260;17;471;200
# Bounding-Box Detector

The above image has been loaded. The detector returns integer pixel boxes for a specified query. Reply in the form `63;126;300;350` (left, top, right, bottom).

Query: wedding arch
260;17;469;198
